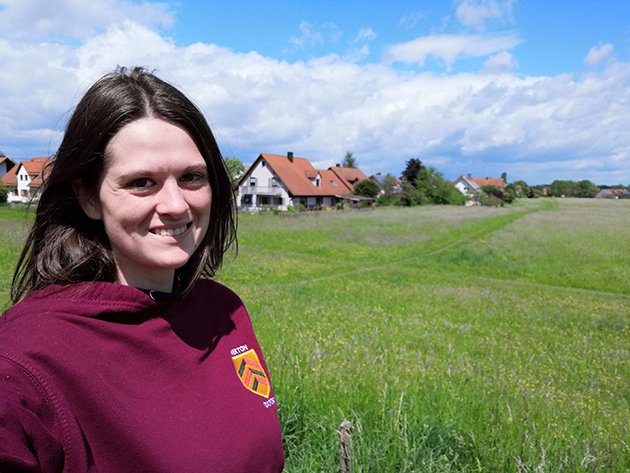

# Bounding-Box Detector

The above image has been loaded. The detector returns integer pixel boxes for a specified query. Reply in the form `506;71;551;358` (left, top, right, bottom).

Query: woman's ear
73;181;102;220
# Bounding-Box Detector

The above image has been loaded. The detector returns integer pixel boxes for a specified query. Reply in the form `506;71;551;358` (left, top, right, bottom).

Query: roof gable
22;157;52;176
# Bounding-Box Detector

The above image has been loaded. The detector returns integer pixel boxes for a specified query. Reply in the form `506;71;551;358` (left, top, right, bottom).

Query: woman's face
81;117;212;292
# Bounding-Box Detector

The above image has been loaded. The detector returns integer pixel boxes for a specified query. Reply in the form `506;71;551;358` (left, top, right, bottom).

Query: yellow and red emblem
231;349;271;398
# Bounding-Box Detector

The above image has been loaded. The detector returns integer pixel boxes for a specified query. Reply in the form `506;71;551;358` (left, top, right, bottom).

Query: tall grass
1;199;628;471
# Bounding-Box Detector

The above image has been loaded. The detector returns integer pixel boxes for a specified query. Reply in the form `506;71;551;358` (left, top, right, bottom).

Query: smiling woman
0;67;284;472
77;117;213;292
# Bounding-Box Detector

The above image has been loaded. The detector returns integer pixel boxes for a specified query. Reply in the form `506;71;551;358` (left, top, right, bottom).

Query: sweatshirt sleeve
0;356;64;473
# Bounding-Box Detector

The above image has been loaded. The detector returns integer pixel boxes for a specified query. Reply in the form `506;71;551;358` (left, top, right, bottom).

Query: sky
0;1;629;185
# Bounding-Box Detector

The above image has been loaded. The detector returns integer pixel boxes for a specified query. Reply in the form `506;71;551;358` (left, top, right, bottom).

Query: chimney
287;152;294;162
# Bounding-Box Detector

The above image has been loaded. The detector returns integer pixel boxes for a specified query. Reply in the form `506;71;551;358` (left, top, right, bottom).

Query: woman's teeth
154;225;188;236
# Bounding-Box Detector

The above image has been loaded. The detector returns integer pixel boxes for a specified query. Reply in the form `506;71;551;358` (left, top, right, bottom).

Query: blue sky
1;0;629;185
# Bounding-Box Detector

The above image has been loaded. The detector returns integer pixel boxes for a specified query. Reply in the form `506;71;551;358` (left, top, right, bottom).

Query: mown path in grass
223;199;629;472
263;205;540;287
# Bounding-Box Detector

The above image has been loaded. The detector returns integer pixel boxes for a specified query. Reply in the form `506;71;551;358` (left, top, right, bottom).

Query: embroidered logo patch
232;349;270;398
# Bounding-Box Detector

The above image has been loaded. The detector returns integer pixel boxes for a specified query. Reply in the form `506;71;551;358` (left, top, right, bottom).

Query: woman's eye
180;173;208;184
127;178;154;189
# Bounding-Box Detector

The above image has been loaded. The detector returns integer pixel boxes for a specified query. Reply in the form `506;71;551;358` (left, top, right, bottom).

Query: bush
353;179;380;198
376;194;400;206
0;183;7;203
478;192;504;207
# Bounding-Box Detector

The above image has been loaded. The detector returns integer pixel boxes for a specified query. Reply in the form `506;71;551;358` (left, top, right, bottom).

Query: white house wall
16;167;32;197
237;160;291;211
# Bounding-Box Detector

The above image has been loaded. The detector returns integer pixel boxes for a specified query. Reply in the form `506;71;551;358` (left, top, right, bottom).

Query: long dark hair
12;67;236;302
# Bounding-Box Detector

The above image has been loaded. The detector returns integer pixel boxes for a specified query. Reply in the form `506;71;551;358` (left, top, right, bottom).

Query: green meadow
1;199;629;471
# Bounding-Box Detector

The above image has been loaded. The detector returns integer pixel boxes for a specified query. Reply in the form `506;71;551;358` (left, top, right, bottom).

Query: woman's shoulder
193;279;244;305
2;282;155;321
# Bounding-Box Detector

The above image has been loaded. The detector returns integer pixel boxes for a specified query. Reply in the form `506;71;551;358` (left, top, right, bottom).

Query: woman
0;67;284;472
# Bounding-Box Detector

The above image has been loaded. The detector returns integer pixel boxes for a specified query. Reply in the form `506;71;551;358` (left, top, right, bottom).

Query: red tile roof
22;157;52;177
328;166;369;192
0;164;18;186
470;177;505;188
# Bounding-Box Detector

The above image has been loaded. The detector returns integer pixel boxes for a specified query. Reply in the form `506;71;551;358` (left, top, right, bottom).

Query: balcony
239;185;282;196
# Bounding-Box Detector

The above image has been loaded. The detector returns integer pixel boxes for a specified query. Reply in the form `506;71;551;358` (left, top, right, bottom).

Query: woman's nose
156;181;189;216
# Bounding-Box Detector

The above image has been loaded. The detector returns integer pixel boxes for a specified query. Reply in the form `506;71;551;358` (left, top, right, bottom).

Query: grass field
1;199;628;471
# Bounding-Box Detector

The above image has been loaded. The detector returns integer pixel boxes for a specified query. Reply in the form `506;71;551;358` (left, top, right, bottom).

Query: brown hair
12;67;236;302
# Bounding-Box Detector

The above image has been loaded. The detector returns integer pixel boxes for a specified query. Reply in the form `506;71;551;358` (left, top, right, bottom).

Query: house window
271;177;279;187
315;178;320;187
249;176;257;186
330;180;338;188
260;196;270;205
242;195;252;204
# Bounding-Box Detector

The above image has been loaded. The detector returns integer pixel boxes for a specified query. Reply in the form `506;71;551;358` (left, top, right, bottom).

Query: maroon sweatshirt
0;281;284;472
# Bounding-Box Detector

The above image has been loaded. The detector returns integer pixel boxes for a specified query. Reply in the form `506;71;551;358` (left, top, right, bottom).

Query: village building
235;152;370;211
453;173;506;203
2;156;53;203
596;188;630;199
368;172;402;195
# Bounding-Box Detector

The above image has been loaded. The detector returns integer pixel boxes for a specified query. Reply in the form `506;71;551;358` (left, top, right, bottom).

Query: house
4;157;53;203
0;154;16;178
369;172;402;195
454;173;506;203
596;188;630;199
235;152;370;211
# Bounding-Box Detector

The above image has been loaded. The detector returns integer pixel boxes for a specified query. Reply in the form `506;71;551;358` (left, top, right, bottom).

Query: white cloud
584;43;614;68
345;45;371;63
455;0;515;31
0;10;629;185
289;21;342;48
483;51;517;73
353;27;377;43
0;0;173;40
383;33;520;68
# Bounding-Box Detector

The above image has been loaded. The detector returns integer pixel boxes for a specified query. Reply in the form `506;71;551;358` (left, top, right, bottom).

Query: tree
480;185;515;204
399;180;429;206
353;179;380;198
342;151;357;168
0;182;7;203
224;156;244;184
511;180;531;198
576;180;599;198
415;166;465;205
501;171;508;184
400;158;424;186
549;180;579;197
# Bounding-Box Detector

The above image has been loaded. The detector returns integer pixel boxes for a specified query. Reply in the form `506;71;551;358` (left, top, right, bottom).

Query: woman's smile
151;223;192;237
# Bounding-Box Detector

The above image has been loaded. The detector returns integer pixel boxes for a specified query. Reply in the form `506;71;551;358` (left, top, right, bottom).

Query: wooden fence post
338;420;353;473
